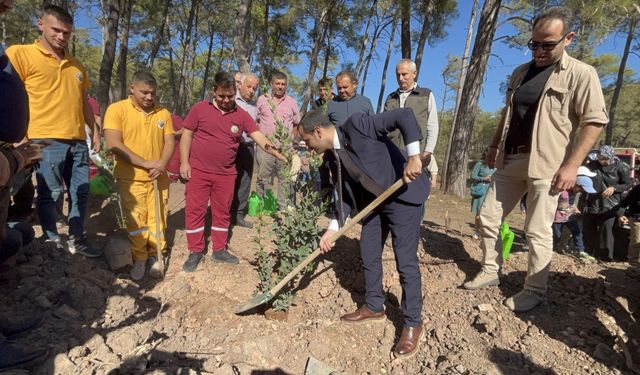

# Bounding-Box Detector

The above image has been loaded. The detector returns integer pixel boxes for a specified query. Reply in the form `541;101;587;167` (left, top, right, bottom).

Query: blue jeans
34;139;89;240
552;219;584;252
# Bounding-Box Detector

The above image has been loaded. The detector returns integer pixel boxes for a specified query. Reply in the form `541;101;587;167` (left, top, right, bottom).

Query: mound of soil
0;184;638;374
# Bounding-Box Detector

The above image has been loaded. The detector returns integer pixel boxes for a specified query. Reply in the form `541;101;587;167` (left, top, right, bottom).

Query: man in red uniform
166;114;184;182
180;72;284;272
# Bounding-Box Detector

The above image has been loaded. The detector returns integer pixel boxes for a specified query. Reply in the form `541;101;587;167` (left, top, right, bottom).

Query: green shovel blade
234;292;273;314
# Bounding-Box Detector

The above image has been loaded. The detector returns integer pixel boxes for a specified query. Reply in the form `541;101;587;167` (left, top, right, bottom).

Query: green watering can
500;221;515;260
262;189;278;216
248;192;264;217
89;174;111;196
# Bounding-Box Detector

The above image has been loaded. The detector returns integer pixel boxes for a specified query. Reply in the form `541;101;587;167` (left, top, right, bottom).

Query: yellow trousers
116;177;169;261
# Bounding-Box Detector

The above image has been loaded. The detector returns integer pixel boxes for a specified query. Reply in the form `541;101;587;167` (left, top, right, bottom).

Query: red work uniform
166;114;184;181
183;101;258;254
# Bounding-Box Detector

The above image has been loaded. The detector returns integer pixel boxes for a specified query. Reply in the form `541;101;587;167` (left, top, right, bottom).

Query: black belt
504;145;530;155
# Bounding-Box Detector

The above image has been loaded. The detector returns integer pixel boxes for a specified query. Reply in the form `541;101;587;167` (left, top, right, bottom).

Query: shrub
254;100;329;311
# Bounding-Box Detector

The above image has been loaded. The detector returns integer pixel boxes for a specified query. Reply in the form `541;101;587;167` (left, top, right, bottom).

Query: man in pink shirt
255;71;300;209
180;72;284;272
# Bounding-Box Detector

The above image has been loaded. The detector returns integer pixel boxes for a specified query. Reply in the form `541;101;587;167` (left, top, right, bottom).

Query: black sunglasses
527;33;569;51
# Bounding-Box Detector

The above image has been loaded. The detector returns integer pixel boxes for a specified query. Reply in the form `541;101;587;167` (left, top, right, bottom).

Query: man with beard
104;71;175;281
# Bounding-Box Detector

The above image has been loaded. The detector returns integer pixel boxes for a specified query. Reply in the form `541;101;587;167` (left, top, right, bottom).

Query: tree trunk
414;3;430;79
376;11;398;113
258;0;270;80
115;0;132;100
166;17;178;113
444;0;501;197
148;0;170;68
176;0;198;115
354;1;374;81
359;19;388;95
201;26;216;100
301;7;331;116
442;0;478;190
400;0;410;58
322;25;333;78
214;38;226;79
186;9;199;104
605;17;637;145
97;0;119;118
233;0;252;72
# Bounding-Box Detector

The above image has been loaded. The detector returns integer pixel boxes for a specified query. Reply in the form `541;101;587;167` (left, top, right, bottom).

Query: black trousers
360;199;423;327
0;186;34;264
231;142;255;217
583;211;617;259
8;175;34;221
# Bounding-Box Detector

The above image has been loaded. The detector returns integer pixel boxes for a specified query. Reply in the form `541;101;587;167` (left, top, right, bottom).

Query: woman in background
470;150;495;239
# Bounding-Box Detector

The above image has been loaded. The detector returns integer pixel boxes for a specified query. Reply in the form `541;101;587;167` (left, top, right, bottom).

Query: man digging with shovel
297;108;430;358
104;71;174;281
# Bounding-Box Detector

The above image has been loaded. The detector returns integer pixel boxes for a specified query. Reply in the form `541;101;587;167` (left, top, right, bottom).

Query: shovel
152;179;165;277
234;178;405;314
104;191;133;271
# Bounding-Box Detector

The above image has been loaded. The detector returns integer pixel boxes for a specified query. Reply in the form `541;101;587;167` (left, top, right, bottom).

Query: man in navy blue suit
298;108;430;358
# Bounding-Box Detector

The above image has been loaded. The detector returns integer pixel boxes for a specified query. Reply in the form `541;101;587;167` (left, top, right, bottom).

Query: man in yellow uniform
104;71;174;281
6;5;101;256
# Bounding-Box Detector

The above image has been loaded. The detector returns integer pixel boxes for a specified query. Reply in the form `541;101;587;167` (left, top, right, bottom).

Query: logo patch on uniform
230;124;239;134
157;119;165;129
76;72;83;83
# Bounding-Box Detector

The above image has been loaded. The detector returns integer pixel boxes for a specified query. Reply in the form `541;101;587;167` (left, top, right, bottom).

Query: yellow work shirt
6;40;89;140
103;98;174;181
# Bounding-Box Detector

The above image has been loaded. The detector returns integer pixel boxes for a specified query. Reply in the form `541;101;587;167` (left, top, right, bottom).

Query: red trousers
185;168;236;252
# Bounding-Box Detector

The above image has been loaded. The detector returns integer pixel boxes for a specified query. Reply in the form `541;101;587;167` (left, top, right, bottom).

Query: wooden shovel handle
266;179;405;297
152;179;165;274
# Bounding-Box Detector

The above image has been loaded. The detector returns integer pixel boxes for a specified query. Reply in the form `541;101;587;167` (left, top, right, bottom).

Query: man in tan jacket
462;6;608;312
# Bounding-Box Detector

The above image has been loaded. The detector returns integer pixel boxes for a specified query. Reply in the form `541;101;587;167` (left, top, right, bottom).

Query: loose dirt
0;183;638;374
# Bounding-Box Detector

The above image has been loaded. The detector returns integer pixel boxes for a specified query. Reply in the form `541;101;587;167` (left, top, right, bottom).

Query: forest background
1;0;639;196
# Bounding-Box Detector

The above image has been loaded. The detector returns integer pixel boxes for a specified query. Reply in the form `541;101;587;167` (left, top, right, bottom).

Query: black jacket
581;159;632;214
616;184;640;218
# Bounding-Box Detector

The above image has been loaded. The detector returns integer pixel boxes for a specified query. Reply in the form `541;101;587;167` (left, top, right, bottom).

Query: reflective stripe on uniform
185;226;205;234
129;227;148;236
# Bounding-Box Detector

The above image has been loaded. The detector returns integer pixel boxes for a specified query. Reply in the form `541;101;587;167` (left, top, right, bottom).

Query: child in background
552;190;582;253
566;172;598;261
298;141;311;183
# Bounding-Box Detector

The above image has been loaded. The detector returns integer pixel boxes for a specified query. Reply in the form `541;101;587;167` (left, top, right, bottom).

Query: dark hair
318;77;333;87
533;6;574;35
212;71;236;90
131;71;157;87
42;5;74;25
298;110;332;134
270;71;288;83
336;71;357;84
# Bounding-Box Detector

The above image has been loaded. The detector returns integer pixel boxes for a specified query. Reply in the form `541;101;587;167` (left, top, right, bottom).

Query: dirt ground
0;182;638;375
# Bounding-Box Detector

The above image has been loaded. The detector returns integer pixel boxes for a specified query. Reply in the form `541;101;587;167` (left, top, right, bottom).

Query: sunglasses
527;33;569;51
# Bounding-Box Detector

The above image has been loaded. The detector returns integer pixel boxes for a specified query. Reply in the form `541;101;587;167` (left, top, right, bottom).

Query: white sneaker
462;270;499;290
148;256;163;278
45;237;66;252
130;260;146;281
504;289;544;312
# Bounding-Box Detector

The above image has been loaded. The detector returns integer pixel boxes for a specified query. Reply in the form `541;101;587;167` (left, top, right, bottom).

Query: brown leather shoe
340;305;385;323
393;324;423;358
